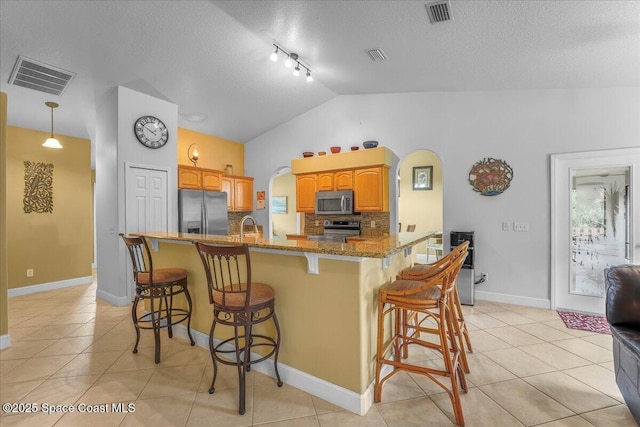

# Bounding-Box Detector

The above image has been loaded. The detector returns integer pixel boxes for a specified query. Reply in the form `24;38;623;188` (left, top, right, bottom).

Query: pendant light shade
42;101;62;149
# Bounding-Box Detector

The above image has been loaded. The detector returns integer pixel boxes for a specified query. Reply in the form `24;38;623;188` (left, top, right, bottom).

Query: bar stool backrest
399;240;469;281
120;234;153;285
195;242;252;311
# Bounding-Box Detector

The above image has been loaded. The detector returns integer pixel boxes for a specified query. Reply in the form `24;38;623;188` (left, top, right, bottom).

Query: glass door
570;167;630;298
551;148;638;315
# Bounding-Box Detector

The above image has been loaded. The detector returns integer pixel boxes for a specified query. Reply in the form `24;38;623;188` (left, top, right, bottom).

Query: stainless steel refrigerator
178;189;228;235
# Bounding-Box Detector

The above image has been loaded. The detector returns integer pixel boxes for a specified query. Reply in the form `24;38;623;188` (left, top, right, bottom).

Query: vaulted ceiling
1;0;638;145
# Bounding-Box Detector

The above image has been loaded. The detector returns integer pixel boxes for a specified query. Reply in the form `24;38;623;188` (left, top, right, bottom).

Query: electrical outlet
315;220;319;226
26;269;34;277
484;272;488;282
370;220;376;228
502;221;510;231
513;222;530;232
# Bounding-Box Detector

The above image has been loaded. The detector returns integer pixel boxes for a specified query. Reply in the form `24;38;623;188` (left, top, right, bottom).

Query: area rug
557;310;610;334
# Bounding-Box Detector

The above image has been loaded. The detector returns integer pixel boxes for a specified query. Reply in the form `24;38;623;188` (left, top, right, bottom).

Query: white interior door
551;148;639;314
125;164;169;299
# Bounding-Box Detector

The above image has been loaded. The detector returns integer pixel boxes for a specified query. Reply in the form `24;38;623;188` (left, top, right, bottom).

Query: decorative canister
225;164;234;175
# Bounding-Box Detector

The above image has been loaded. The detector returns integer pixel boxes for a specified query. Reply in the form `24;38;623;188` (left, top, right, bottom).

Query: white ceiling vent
8;56;76;96
366;48;388;62
425;1;453;24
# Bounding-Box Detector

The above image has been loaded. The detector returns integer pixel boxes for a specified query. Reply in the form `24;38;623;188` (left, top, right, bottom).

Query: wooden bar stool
398;241;473;373
195;242;283;415
375;246;469;426
120;234;195;364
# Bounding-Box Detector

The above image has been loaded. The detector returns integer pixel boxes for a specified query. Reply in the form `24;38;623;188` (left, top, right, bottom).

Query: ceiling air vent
8;56;76;96
366;48;388;62
425;0;453;24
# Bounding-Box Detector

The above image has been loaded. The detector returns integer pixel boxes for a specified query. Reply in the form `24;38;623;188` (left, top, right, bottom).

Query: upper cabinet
178;165;204;189
296;173;317;213
222;175;254;212
354;167;389;212
291;147;392;213
179;165;253;211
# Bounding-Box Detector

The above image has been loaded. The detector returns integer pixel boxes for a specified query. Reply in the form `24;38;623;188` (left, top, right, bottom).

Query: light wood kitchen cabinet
317;172;334;191
354;166;389;212
202;170;222;191
296;174;317;213
178;165;202;189
334;170;353;190
222;175;254;212
178;165;222;191
316;170;353;192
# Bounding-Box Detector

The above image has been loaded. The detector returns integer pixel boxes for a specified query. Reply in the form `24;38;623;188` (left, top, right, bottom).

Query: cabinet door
317;173;334;191
202;170;222;191
178;165;201;189
354;167;389;212
296;174;317;213
221;176;234;211
334;170;353;190
235;177;254;211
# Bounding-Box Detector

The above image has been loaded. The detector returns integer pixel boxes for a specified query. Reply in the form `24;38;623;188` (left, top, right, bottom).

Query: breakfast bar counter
133;231;435;415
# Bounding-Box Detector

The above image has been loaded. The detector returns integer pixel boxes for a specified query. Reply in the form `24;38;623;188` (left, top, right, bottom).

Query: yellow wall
6;126;93;289
271;172;297;237
177;127;244;174
398;150;443;253
0;93;8;337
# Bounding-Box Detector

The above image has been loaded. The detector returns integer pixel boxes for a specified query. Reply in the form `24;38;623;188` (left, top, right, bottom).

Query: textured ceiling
1;0;638;146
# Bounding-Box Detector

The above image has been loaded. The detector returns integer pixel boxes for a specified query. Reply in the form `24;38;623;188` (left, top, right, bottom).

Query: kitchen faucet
239;215;259;241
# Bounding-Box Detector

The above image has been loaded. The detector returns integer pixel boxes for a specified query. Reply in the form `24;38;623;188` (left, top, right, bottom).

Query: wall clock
134;116;168;149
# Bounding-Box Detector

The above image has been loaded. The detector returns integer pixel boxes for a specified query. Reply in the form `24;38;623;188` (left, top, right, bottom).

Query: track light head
270;46;278;62
306;70;313;82
293;63;300;76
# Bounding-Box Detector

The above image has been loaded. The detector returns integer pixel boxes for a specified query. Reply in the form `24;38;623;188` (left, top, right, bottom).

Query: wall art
468;157;513;196
272;196;288;214
23;161;54;213
412;166;433;190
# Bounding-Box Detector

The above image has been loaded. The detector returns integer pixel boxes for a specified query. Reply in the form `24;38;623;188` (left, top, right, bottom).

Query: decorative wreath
468;157;513;196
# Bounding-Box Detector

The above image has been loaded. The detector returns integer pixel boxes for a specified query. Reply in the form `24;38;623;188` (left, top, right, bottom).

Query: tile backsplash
304;212;390;237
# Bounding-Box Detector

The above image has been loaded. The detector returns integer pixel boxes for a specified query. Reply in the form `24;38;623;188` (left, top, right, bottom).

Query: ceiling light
270;46;279;62
42;101;62;149
270;44;313;83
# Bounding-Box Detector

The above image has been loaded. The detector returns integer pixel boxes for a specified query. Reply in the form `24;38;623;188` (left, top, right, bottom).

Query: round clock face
134;116;168;149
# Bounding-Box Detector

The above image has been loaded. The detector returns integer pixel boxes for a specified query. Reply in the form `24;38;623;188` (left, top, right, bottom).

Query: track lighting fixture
269;43;313;83
270;46;279;62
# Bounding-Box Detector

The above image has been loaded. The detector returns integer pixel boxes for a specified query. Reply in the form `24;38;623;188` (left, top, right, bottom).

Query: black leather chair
605;264;640;424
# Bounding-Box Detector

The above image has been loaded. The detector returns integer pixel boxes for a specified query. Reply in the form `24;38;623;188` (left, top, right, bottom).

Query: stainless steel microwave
315;190;354;215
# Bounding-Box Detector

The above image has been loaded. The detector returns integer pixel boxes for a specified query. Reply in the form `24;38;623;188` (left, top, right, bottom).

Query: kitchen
1;1;639;425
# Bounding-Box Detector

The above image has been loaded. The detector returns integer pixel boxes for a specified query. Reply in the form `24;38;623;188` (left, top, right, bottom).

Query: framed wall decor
412;166;433;190
272;196;288;214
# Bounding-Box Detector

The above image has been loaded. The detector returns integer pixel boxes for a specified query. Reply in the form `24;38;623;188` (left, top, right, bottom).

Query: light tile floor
1;280;636;426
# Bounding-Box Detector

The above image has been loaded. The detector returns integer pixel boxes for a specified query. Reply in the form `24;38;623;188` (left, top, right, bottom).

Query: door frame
551;147;639;314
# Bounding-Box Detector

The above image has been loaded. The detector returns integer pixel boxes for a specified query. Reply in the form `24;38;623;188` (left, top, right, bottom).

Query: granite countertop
134;231;436;259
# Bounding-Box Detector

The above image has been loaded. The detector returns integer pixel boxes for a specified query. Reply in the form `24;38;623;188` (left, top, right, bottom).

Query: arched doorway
269;166;299;239
396;150;443;262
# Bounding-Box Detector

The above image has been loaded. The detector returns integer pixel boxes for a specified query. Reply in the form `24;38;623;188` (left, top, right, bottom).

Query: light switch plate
513;222;529;232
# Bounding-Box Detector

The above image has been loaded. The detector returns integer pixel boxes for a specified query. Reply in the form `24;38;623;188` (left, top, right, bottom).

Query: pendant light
42;101;62;149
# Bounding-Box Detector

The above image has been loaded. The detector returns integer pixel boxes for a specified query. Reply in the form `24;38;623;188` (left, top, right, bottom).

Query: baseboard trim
8;276;93;298
95;289;131;307
475;290;550;309
171;324;380;415
0;334;11;350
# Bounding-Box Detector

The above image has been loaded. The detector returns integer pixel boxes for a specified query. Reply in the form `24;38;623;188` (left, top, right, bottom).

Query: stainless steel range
307;220;361;243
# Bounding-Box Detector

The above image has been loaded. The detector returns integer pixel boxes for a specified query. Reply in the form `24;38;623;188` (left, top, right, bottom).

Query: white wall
245;87;640;307
96;86;178;305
